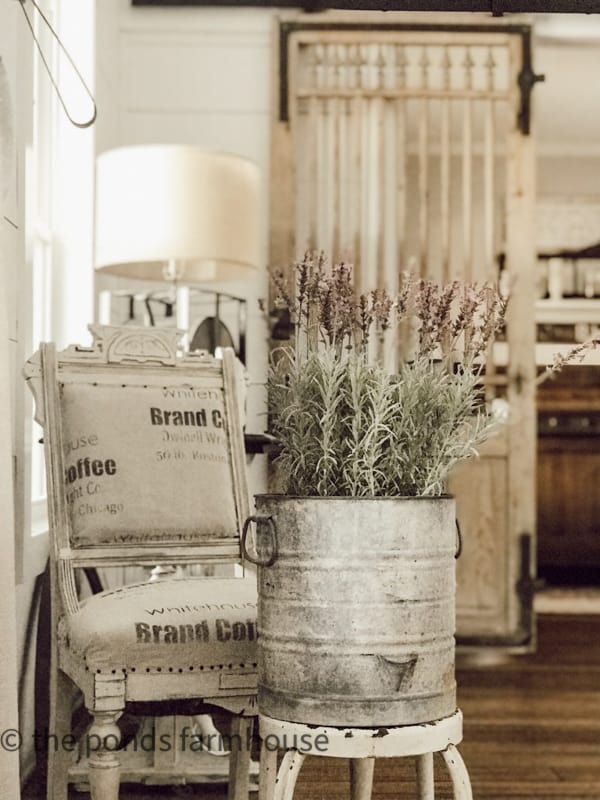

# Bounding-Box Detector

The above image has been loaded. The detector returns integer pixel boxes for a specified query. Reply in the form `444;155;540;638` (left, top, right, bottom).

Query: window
28;0;58;525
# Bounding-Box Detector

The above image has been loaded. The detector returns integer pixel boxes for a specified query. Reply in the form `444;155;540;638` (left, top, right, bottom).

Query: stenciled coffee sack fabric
62;576;257;674
60;379;238;546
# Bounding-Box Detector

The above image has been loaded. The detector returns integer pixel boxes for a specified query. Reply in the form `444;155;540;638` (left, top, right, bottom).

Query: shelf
536;299;600;325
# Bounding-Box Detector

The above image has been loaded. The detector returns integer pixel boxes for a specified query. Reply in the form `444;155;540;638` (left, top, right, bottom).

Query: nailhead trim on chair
87;662;258;674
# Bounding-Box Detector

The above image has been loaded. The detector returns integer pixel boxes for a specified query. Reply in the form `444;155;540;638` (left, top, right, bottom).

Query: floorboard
23;613;600;799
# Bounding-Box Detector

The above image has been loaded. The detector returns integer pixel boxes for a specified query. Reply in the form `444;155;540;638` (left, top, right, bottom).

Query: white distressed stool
258;710;472;800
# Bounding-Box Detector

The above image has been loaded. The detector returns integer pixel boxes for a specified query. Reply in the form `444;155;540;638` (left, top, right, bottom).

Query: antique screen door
270;15;539;647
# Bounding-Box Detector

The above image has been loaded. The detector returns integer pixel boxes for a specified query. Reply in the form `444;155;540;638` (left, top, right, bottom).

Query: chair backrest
24;325;250;574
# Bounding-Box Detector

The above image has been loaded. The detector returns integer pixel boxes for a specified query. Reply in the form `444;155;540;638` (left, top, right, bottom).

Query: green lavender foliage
270;350;497;497
268;253;506;498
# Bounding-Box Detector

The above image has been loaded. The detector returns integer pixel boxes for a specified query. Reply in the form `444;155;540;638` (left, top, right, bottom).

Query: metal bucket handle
455;519;462;559
241;515;279;567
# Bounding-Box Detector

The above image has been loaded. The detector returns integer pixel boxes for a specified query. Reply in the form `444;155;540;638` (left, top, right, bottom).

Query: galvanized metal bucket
242;495;457;727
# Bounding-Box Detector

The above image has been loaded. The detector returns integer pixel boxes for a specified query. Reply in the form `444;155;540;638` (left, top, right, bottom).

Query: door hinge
517;29;545;135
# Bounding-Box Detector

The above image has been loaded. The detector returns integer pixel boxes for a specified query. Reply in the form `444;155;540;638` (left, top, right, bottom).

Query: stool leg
441;745;473;800
275;751;305;800
350;758;375;800
416;753;435;800
259;743;278;800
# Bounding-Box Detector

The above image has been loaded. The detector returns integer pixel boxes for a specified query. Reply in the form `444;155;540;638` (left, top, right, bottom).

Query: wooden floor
24;613;600;800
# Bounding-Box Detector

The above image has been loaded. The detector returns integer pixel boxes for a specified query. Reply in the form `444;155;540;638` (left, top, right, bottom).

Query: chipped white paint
258;710;472;800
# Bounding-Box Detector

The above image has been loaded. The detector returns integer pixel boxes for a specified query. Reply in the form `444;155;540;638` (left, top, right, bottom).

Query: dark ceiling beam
133;0;600;12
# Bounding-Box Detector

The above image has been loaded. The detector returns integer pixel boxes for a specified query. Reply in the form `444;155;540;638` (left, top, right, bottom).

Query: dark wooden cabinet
537;366;600;582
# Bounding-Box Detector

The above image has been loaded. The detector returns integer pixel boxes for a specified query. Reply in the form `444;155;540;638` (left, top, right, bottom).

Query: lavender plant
268;253;508;497
536;337;600;385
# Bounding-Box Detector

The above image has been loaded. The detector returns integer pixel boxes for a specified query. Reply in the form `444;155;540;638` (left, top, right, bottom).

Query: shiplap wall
0;1;30;794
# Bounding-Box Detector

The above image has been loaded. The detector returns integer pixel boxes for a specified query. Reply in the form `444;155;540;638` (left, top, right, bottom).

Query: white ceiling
534;15;600;153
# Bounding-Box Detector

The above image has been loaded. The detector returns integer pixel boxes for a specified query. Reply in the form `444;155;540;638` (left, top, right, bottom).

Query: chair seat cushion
60;577;257;675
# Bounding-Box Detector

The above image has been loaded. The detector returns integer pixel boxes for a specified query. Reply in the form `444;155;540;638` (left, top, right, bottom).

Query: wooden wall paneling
483;48;499;398
417;48;429;277
484;47;497;280
334;45;345;259
451;434;510;637
352;89;364;289
363;48;377;305
338;46;351;260
328;44;340;260
395;46;407;278
440;49;451;283
382;51;399;372
294;92;310;254
297;43;316;253
461;51;474;283
374;44;384;290
316;46;328;255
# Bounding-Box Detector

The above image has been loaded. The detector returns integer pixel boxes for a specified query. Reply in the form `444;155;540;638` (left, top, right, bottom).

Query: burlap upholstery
60;381;238;547
61;577;257;675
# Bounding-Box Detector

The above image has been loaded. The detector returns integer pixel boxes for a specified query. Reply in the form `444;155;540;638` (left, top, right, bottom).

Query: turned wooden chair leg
87;709;122;800
416;752;435;800
47;670;75;800
441;745;473;800
228;715;253;800
350;757;375;800
274;750;305;800
258;741;278;800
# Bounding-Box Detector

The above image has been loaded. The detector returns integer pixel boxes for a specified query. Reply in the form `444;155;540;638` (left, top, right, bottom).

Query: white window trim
26;0;95;536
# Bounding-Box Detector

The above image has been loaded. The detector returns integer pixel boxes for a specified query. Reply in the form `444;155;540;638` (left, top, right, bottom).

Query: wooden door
270;14;538;647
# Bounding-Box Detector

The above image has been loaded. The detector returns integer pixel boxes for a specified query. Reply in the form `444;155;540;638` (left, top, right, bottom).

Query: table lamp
94;144;261;351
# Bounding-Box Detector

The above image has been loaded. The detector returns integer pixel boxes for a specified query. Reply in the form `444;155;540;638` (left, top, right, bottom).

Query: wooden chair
24;325;257;800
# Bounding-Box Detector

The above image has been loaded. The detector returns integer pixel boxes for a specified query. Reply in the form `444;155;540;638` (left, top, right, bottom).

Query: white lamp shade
94;144;261;282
